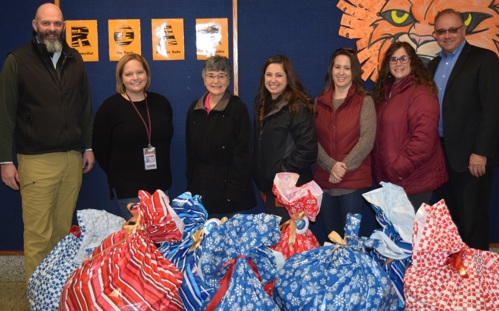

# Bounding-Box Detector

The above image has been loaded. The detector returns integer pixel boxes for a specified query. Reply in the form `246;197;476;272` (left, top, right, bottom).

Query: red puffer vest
314;85;372;189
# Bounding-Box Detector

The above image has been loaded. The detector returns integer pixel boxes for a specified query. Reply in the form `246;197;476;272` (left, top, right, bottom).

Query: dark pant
436;142;493;250
261;191;290;223
407;191;433;212
319;188;369;240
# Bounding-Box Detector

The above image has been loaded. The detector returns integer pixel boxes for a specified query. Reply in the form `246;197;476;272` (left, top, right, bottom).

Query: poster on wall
108;19;141;61
151;19;185;61
65;20;99;62
195;18;228;60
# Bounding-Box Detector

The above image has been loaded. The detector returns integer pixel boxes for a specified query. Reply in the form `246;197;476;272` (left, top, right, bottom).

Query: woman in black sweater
93;53;173;219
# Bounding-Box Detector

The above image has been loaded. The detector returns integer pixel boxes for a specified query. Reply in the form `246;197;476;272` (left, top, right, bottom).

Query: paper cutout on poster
195;18;228;60
108;19;141;61
65;20;99;62
151;19;185;60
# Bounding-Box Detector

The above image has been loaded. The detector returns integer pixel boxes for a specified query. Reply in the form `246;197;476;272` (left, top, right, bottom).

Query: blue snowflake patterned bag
274;213;399;311
157;192;212;310
28;209;125;311
363;182;415;310
199;213;282;311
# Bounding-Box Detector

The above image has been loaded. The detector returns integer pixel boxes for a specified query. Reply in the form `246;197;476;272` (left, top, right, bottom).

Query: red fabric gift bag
59;190;184;311
271;172;323;259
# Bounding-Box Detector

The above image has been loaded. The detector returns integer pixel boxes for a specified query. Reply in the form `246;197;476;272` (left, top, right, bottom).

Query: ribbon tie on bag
445;249;469;278
190;217;229;251
84;206;143;260
328;229;379;252
328;231;348;252
122;205;143;235
189;228;205;251
280;211;306;247
204;255;263;311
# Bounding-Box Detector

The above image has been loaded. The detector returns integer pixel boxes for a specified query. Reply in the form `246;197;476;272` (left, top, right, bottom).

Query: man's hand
82;150;95;174
468;153;487;177
1;163;20;190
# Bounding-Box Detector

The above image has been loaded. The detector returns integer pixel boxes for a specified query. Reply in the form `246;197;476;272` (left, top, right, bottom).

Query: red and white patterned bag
272;172;323;259
404;199;499;310
59;190;185;311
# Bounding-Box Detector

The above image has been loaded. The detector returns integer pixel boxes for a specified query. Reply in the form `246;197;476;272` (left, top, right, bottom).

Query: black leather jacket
253;98;317;192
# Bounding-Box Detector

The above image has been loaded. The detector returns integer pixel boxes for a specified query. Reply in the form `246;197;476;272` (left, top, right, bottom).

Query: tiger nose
409;33;435;46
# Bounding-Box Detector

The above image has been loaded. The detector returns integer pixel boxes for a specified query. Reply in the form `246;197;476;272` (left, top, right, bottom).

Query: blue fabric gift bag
157;191;212;310
199;213;282;311
363;182;415;309
273;213;399;311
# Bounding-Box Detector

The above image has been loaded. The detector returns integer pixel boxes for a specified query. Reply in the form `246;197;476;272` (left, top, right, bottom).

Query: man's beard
39;32;63;53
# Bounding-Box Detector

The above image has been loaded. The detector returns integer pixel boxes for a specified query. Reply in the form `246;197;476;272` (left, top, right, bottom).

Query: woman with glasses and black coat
186;55;256;218
371;41;448;210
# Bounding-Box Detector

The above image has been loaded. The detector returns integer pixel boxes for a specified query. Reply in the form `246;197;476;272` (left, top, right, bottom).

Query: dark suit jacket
428;42;499;172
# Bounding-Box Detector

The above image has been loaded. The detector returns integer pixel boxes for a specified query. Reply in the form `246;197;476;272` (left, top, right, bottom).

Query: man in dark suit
429;9;499;250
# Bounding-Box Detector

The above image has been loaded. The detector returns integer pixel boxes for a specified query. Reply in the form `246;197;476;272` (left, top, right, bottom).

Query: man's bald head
32;3;65;53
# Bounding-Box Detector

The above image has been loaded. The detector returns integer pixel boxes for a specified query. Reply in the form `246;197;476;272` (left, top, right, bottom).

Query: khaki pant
17;151;82;282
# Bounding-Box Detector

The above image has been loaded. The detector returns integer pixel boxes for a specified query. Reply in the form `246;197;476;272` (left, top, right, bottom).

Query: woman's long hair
254;55;313;122
322;48;366;96
372;41;437;105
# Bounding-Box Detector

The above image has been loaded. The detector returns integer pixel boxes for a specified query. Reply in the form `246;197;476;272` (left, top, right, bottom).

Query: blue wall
1;0;498;250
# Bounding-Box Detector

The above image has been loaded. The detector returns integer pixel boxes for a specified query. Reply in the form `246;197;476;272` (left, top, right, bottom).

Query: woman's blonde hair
115;53;151;94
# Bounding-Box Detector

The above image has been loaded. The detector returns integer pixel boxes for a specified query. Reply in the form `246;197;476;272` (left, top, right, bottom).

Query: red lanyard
126;92;152;147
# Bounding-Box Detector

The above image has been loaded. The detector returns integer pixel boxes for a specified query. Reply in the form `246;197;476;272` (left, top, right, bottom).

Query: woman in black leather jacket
253;55;317;222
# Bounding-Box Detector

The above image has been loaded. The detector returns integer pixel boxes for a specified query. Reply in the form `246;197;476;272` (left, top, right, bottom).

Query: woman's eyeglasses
205;73;228;81
433;25;464;36
389;55;410;64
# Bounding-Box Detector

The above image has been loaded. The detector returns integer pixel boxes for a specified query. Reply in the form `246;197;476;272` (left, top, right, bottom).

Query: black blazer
428;42;499;172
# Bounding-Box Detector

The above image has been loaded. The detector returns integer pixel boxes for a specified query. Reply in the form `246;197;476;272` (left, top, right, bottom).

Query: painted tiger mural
337;0;499;81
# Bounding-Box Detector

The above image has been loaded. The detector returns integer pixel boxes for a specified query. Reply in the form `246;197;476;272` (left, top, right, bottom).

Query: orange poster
151;19;185;61
65;20;99;62
108;19;141;61
195;18;228;60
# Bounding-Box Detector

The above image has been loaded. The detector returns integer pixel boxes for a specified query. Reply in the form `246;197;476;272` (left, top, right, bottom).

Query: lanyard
126;92;152;148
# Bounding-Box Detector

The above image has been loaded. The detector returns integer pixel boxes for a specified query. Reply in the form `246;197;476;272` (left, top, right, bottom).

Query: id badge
143;146;157;170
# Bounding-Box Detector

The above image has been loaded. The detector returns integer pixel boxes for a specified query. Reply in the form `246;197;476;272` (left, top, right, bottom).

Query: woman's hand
329;175;340;184
330;161;347;182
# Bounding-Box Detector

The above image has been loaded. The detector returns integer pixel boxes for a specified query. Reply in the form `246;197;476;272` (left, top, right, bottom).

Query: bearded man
0;3;94;282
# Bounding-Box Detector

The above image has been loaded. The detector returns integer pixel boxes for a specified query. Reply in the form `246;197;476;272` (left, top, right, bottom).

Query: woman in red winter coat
371;42;448;210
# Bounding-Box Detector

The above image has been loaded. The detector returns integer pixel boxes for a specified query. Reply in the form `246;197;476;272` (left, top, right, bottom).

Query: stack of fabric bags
404;199;499;310
59;190;185;310
271;172;322;259
28;209;125;311
363;182;415;309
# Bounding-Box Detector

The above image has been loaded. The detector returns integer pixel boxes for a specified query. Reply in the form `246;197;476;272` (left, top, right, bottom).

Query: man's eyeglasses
205;73;228;81
433;25;464;36
389;55;410;64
